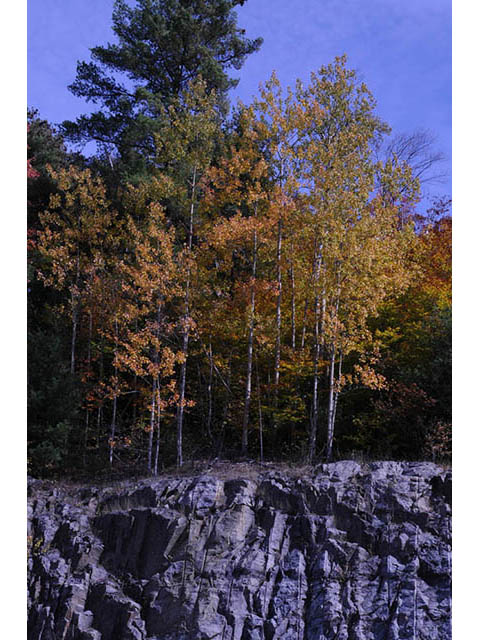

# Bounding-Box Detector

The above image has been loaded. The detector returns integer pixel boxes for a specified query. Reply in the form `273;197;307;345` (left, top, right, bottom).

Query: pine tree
61;0;262;179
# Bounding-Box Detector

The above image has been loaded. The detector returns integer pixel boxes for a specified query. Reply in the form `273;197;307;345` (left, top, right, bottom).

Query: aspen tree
252;75;305;430
114;193;182;473
296;57;419;461
201;105;270;455
37;167;118;376
152;79;222;467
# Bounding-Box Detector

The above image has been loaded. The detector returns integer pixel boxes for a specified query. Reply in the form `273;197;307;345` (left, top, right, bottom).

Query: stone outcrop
27;461;451;639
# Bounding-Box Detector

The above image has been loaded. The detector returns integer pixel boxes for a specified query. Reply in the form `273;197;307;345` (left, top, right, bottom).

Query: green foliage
336;197;452;461
28;326;80;476
61;0;262;178
337;293;451;460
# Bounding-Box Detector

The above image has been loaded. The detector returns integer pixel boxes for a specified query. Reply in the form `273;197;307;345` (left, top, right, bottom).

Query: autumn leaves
35;58;422;469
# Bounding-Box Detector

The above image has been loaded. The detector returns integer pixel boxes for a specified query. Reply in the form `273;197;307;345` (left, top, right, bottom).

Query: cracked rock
28;461;451;639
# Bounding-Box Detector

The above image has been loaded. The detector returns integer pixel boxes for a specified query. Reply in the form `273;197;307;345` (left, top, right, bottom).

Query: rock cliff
27;461;451;640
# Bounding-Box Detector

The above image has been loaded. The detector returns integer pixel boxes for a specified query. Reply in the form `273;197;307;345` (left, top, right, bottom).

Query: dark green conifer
61;0;262;179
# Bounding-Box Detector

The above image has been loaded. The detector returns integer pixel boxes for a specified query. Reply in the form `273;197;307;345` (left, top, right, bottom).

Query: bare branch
384;129;449;186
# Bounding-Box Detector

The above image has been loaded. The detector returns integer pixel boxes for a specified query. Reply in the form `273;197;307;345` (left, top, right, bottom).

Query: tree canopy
28;1;450;477
61;0;262;179
28;55;451;477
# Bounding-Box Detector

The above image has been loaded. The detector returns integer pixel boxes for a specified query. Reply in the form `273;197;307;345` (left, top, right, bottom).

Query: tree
28;109;84;229
383;129;447;188
264;57;419;462
251;73;306;433
28;114;87;475
147;79;224;467
201;108;272;455
201;58;419;463
28;325;81;476
61;0;262;178
32;167;125;473
36;167;120;376
114;191;183;473
29;48;450;476
27;110;86;328
344;198;451;460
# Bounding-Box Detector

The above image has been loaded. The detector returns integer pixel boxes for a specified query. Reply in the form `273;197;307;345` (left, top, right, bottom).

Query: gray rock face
27;461;451;639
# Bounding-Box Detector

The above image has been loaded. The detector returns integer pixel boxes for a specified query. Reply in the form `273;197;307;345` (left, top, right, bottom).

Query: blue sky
27;0;451;203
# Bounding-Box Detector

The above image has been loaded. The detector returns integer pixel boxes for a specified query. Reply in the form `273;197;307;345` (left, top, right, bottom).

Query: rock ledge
27;461;451;640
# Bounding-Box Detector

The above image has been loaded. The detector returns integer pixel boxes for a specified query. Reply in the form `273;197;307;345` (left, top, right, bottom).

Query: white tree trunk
242;220;257;456
109;318;119;468
176;166;197;468
154;383;161;476
273;217;283;426
255;352;264;463
290;258;296;350
147;378;156;473
308;242;322;464
206;341;213;442
70;250;80;375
